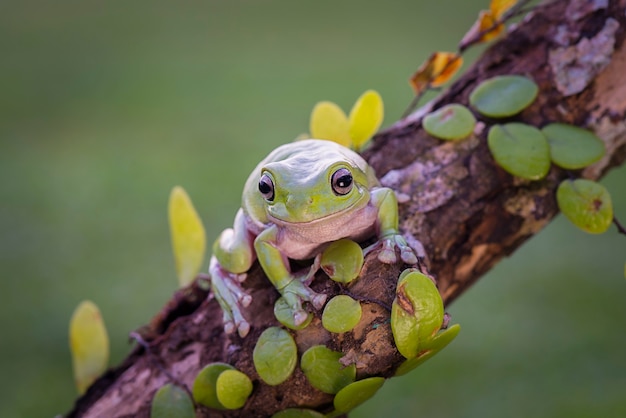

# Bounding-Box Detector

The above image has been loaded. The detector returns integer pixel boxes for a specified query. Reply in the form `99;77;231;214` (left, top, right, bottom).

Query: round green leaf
488;123;550;180
423;104;476;141
557;179;613;234
470;75;538;117
391;269;445;359
151;384;196;418
300;345;356;394
274;297;313;330
542;123;605;169
216;369;253;410
320;239;364;283
271;409;326;418
333;377;385;413
322;295;362;333
253;327;297;386
192;362;235;409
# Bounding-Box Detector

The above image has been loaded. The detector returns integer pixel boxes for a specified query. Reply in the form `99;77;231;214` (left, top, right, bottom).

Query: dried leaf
348;90;384;150
409;52;463;95
459;10;505;50
490;0;518;19
168;186;206;287
309;101;351;147
69;300;110;394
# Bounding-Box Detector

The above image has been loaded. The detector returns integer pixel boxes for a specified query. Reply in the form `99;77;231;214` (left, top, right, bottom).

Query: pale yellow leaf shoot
348;90;384;151
69;300;110;394
168;186;207;287
310;101;351;147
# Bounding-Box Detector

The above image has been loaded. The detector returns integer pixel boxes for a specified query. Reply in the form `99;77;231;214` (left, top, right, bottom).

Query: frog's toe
224;320;236;335
241;294;252;307
378;238;398;264
223;311;236;334
378;248;397;264
400;247;418;265
221;309;251;337
293;310;309;326
237;321;251;338
311;293;327;310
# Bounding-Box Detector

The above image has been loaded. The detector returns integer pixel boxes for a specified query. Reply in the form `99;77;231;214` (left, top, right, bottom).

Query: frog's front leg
371;187;418;265
210;209;255;337
254;226;327;325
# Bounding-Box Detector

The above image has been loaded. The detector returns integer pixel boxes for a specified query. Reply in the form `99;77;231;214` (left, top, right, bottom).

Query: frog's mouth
266;196;368;226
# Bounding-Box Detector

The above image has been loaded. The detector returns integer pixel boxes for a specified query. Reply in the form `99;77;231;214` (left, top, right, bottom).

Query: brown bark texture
67;1;626;417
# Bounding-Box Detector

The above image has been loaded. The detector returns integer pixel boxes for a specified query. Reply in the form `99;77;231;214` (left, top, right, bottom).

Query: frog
208;139;418;337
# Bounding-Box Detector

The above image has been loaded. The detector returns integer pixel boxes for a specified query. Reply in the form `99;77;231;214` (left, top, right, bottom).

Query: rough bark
67;1;626;417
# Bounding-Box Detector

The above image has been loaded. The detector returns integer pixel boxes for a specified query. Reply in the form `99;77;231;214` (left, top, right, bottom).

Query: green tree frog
209;139;417;337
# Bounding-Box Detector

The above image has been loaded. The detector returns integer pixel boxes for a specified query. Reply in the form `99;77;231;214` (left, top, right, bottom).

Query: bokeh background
2;1;625;417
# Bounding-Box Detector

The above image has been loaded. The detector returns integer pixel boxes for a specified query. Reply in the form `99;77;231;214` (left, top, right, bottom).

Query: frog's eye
331;168;353;196
259;174;275;201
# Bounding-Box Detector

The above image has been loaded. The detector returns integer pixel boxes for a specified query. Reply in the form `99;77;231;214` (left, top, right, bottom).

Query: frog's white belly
272;203;379;260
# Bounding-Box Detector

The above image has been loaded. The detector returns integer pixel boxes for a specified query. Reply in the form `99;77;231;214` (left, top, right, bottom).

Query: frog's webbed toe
281;277;327;325
377;234;418;265
209;256;252;337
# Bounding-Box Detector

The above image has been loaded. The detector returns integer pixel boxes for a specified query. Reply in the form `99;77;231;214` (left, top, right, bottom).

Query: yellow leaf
348;90;384;151
69;300;110;394
168;186;206;287
409;52;463;94
309;101;351;147
490;0;518;19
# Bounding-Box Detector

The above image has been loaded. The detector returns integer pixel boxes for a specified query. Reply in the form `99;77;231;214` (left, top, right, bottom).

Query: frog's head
258;156;371;224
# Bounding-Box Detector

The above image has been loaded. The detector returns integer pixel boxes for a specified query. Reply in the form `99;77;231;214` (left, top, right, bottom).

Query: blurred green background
1;1;625;417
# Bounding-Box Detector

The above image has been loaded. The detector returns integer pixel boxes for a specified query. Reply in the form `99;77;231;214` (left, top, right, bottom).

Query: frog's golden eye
259;173;275;201
331;168;353;196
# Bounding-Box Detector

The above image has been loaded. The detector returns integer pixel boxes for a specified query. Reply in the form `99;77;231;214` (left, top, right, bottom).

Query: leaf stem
613;216;626;236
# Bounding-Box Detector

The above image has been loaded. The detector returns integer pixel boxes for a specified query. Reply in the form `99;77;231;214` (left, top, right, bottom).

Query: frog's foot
376;234;418;265
209;257;252;338
280;278;327;326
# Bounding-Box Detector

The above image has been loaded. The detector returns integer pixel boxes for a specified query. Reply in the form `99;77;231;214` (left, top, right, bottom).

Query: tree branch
67;1;626;417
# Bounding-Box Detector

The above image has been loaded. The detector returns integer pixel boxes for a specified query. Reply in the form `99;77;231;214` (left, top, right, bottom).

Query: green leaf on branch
192;362;235;409
487;123;550;180
322;295;362;333
470;75;538;117
542;123;605;169
216;369;253;410
300;345;356;394
423;104;476;141
557;179;613;234
333;377;385;413
253;327;297;385
151;384;195;418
